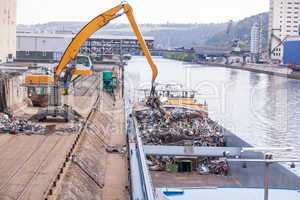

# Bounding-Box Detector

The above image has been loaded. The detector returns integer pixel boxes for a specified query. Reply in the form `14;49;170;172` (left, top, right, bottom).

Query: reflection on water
125;56;300;174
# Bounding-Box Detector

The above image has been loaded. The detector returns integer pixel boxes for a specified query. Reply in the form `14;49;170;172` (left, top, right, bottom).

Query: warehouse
16;33;154;62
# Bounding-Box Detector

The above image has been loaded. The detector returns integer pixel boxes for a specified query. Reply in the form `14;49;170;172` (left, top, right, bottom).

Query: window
26;51;30;56
42;52;46;57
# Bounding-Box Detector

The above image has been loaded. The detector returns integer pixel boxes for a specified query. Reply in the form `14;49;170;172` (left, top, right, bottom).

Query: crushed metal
0;113;46;134
135;106;229;175
136;107;225;147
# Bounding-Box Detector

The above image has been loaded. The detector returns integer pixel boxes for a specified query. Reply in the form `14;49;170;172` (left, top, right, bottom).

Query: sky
17;0;269;25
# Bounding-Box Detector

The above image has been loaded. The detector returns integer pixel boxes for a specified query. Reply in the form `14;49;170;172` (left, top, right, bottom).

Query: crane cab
72;55;93;76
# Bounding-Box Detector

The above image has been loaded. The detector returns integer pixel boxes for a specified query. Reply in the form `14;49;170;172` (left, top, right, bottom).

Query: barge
128;84;300;200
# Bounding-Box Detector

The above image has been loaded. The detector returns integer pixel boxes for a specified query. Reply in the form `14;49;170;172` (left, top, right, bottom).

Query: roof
16;32;154;41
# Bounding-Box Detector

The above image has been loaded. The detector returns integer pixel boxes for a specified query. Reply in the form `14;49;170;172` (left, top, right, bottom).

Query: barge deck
129;84;300;199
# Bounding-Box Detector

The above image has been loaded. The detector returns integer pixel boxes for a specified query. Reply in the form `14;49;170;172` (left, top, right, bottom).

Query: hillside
17;12;269;49
205;12;269;49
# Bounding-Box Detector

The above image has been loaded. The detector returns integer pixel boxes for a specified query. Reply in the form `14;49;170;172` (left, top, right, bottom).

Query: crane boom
55;2;158;84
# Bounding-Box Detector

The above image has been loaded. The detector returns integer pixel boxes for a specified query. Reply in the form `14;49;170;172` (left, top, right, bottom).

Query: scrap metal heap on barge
131;84;300;199
134;84;229;175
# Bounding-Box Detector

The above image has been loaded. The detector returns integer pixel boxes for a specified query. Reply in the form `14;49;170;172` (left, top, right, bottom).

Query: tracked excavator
24;2;158;121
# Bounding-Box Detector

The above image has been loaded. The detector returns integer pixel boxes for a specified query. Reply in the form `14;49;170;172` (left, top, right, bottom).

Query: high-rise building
0;0;16;63
269;0;300;61
251;23;262;54
251;23;263;62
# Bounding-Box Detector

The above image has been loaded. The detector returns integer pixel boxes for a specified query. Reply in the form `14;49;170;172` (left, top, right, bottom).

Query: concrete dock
0;63;129;200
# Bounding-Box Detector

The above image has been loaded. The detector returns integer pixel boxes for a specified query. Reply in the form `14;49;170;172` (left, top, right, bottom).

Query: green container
103;71;113;81
103;71;115;92
166;163;178;173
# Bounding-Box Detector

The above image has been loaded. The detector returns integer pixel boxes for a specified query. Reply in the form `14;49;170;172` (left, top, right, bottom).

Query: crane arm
55;2;158;85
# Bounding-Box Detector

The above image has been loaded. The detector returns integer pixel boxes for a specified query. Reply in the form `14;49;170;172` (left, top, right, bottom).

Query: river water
125;56;300;174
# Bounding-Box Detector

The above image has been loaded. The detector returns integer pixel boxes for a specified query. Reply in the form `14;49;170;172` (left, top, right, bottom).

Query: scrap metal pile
147;156;230;176
136;107;225;147
0;113;46;134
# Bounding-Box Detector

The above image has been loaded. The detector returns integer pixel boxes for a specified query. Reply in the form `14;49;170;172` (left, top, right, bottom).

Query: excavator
25;2;158;121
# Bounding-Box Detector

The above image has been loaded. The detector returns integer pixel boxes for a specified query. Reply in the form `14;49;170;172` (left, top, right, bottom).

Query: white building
250;23;262;55
269;0;300;61
0;0;16;63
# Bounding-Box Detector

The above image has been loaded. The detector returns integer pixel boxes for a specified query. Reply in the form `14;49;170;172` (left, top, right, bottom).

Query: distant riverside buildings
16;33;154;62
269;0;300;61
0;0;16;63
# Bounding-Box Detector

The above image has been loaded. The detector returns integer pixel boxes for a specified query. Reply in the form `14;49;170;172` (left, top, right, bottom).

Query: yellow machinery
25;2;158;121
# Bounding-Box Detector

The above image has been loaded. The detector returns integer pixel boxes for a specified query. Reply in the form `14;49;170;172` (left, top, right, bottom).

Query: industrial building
0;0;17;63
269;0;300;61
16;33;154;62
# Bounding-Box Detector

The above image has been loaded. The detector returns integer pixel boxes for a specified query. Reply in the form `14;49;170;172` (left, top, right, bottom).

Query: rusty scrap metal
136;108;225;147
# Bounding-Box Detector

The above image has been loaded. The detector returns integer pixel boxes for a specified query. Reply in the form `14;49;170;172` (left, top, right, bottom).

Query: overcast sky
17;0;269;25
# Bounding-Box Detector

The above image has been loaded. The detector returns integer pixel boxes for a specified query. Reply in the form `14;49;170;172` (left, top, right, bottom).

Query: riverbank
199;62;300;79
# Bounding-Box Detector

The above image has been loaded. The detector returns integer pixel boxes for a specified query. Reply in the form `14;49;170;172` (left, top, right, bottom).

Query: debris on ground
0;113;46;134
106;145;127;154
55;125;82;134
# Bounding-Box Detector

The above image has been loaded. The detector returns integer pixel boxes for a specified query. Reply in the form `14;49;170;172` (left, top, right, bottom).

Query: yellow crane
25;2;158;121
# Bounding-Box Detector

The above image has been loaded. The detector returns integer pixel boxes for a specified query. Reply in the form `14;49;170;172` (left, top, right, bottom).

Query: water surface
125;56;300;174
